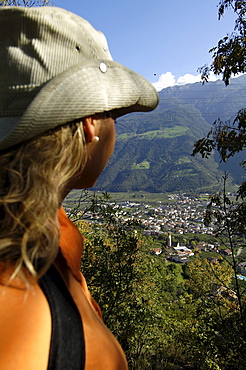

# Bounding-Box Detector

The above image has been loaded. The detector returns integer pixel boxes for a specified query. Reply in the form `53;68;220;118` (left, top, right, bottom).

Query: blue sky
55;0;236;90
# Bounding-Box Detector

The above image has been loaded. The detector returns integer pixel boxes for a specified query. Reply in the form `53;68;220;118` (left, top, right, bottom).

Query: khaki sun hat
0;6;159;150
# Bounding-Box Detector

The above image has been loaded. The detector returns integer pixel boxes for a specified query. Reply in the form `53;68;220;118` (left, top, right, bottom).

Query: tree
200;1;246;85
68;190;246;369
194;2;246;183
192;2;246;367
177;252;246;369
72;192;193;369
192;1;246;258
73;193;165;368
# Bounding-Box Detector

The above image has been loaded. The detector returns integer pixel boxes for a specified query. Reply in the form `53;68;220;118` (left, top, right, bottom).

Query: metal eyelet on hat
99;62;107;73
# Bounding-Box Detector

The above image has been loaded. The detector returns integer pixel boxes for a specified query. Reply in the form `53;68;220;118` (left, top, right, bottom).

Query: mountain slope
94;75;246;193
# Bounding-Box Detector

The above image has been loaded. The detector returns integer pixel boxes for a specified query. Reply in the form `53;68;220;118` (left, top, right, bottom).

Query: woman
0;6;158;370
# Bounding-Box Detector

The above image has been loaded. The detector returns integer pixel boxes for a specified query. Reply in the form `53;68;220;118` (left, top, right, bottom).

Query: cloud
152;72;220;91
152;72;176;91
176;73;201;85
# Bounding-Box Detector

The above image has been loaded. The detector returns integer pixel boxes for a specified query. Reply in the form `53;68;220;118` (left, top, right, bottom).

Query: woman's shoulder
0;266;51;370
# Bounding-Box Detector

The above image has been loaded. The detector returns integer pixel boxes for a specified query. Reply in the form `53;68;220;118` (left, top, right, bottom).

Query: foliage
199;1;246;85
181;256;246;370
187;172;246;368
67;190;114;222
67;190;246;369
192;109;246;162
192;105;246;201
193;3;246;357
192;108;246;211
74;193;181;368
186;257;233;298
203;174;246;337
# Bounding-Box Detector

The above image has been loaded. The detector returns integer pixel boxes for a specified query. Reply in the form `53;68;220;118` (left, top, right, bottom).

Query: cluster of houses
150;236;234;264
151;235;246;280
64;192;245;275
64;193;214;235
115;194;215;235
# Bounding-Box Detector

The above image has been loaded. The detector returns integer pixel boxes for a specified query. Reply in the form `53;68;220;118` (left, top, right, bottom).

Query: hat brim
0;59;158;150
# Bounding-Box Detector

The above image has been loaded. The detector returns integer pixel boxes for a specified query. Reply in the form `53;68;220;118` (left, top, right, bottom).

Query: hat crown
0;7;112;116
0;7;158;150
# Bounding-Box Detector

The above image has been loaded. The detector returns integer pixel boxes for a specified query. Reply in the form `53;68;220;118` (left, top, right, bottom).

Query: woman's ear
83;116;96;143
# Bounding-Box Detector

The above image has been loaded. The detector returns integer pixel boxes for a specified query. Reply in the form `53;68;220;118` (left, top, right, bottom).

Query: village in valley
64;191;246;276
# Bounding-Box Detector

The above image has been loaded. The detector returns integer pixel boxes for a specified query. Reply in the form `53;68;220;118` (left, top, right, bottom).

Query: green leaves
193;109;246;162
193;6;246;347
70;190;246;368
200;1;246;84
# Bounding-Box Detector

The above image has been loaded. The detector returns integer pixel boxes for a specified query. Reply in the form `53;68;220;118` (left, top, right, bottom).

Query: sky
55;0;237;91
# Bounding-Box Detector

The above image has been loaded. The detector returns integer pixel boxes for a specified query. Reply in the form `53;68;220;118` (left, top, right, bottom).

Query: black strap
39;265;85;370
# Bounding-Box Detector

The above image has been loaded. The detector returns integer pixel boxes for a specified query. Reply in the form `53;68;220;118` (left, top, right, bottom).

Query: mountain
93;75;246;193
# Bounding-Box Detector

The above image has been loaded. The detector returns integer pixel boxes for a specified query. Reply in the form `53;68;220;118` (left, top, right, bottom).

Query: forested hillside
94;75;246;193
71;193;246;370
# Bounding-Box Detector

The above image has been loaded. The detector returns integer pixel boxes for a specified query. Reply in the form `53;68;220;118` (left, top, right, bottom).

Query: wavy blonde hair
0;120;86;283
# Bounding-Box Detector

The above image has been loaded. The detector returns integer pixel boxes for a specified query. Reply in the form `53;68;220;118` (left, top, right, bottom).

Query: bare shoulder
0;280;51;370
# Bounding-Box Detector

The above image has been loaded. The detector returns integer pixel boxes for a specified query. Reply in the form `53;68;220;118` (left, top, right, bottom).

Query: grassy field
173;169;196;177
117;126;189;141
64;190;172;206
176;156;192;165
131;160;150;170
64;188;239;208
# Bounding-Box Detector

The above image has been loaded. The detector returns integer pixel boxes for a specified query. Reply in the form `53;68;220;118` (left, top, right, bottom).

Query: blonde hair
0;120;86;282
